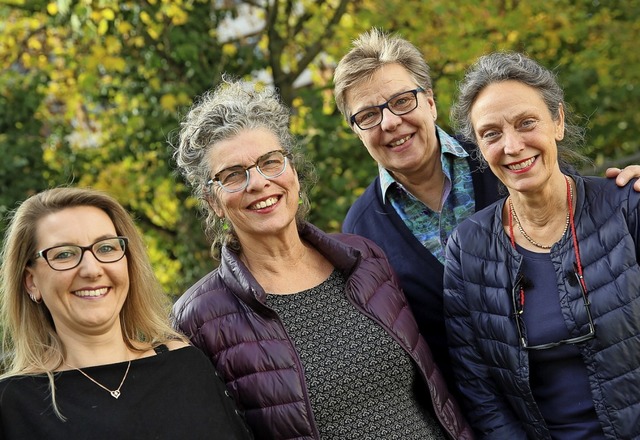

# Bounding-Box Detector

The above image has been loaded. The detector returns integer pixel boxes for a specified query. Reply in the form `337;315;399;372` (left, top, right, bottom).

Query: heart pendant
110;390;121;399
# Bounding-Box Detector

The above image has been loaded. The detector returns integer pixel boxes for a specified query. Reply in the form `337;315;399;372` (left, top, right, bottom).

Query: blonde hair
0;187;185;417
333;28;433;122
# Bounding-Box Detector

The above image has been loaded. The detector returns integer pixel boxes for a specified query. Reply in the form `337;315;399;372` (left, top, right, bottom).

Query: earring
28;293;42;304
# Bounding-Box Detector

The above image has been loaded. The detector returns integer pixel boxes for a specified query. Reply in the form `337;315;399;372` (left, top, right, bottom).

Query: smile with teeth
507;157;535;171
73;287;108;298
250;196;279;210
389;135;411;147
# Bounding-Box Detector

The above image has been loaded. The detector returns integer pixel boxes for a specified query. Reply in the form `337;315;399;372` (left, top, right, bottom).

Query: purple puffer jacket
173;222;473;440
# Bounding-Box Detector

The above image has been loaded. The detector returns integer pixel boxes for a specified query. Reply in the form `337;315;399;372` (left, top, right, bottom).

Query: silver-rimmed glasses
207;150;290;193
34;237;128;271
512;267;595;350
349;87;425;130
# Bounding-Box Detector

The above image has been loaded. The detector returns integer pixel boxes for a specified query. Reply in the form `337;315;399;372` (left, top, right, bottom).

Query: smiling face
207;127;300;245
24;206;130;339
470;80;565;193
344;63;439;184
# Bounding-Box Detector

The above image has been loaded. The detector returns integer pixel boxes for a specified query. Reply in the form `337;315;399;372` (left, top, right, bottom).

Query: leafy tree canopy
1;0;637;297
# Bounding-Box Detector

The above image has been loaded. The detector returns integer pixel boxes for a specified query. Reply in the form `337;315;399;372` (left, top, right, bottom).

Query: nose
502;128;525;155
77;249;104;278
244;166;270;192
379;107;402;131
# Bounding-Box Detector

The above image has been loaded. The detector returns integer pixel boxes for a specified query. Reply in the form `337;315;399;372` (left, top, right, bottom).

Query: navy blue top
342;137;501;392
519;245;604;439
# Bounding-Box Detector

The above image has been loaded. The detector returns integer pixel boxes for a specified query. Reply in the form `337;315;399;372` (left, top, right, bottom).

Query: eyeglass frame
349;87;426;130
206;149;291;194
33;236;129;271
511;267;595;350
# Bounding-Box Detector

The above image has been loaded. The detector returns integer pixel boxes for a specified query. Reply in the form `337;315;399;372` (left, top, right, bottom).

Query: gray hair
451;52;586;166
172;78;314;257
333;28;433;122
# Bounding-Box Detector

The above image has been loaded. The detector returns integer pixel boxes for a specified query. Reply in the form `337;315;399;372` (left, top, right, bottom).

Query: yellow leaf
102;8;115;20
160;93;178;112
47;2;58;15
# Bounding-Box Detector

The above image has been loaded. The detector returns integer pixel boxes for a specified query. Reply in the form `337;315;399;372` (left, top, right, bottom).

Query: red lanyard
508;175;587;309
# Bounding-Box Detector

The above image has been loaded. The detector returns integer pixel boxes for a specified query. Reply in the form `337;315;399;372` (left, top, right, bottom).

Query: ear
555;102;565;141
24;268;42;302
206;196;225;219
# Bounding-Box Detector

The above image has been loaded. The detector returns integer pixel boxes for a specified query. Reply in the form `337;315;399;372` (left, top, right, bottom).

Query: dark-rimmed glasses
512;268;595;350
207;150;290;193
349;87;425;130
34;237;128;271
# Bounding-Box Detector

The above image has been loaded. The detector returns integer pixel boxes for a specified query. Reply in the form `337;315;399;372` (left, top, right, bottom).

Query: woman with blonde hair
0;187;252;439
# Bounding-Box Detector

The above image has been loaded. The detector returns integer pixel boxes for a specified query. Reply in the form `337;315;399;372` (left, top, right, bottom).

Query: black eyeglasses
349;87;425;130
512;268;595;350
207;150;291;193
34;237;128;271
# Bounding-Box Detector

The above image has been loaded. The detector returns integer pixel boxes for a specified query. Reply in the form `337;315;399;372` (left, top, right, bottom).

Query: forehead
471;80;550;123
35;206;117;248
208;127;282;171
345;63;417;111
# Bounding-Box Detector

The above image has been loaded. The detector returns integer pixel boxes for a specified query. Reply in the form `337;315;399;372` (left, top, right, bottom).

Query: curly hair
172;78;315;258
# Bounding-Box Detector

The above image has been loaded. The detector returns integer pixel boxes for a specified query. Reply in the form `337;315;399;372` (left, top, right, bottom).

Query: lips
507;156;535;171
388;134;412;147
73;287;108;298
249;196;279;210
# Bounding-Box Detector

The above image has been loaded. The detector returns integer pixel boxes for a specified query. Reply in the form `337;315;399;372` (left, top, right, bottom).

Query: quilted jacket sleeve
443;230;527;439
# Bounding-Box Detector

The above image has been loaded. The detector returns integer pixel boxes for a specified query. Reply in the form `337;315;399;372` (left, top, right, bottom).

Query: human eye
390;94;413;109
480;129;501;144
355;108;381;126
48;246;79;261
259;152;285;169
520;118;538;130
218;167;245;185
95;239;120;255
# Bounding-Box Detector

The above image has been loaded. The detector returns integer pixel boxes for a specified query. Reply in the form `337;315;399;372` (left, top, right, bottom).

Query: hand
606;165;640;192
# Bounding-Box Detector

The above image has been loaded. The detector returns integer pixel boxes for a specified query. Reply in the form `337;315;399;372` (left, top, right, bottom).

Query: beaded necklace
508;175;572;250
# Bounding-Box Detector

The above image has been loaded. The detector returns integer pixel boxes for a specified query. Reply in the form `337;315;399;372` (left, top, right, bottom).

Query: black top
0;345;253;440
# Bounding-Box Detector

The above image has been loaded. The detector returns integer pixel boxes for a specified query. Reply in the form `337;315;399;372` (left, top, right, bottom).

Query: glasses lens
258;151;287;177
45;245;83;270
92;238;127;263
389;91;418;115
353;108;382;130
217;167;248;192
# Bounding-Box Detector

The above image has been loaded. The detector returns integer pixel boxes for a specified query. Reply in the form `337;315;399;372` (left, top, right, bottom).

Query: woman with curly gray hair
171;78;472;440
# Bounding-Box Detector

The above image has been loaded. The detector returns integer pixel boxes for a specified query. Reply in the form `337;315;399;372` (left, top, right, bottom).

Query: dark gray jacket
444;175;640;439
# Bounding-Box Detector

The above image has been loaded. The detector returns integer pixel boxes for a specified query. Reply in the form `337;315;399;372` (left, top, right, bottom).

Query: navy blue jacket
342;143;501;390
444;176;640;439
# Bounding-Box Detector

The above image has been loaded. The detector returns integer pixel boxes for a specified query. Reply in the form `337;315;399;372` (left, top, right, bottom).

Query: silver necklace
508;175;572;249
65;360;131;399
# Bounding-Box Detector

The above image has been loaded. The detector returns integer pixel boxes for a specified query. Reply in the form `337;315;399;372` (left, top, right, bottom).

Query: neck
239;231;333;295
57;325;137;369
392;163;447;212
506;174;575;251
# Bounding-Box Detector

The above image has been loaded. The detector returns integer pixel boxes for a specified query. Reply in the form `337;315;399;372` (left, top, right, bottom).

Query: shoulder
329;231;386;259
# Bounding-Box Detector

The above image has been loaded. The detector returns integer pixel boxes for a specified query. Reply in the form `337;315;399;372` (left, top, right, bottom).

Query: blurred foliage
0;0;638;298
